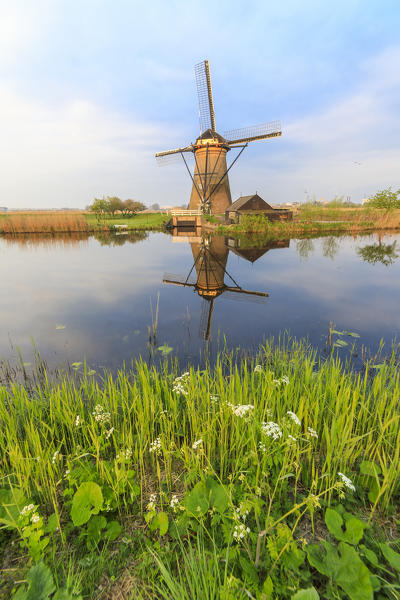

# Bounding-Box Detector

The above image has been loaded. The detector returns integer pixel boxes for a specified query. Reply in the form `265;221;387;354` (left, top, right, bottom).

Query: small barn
225;194;292;224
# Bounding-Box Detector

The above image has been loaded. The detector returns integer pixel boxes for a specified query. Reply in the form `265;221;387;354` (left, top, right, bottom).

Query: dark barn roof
228;194;273;212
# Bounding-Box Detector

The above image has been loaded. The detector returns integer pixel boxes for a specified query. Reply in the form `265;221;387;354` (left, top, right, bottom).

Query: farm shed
225;194;292;224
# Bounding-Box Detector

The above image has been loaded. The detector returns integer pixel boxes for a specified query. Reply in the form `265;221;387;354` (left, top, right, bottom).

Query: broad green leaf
360;544;379;567
262;576;273;599
150;511;168;535
54;589;83;600
292;588;320;600
24;562;55;600
184;481;209;516
333;339;348;348
86;515;107;547
206;477;229;513
380;543;400;572
105;520;122;541
71;482;103;526
45;513;58;534
307;542;373;600
325;508;366;545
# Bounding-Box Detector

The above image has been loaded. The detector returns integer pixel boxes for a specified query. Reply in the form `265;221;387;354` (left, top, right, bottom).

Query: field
1;338;399;599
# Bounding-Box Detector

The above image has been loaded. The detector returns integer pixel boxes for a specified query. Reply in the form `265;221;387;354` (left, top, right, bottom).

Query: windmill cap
196;129;228;144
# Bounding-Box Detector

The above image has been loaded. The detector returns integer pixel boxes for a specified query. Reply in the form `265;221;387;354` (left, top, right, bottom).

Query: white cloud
0;86;185;207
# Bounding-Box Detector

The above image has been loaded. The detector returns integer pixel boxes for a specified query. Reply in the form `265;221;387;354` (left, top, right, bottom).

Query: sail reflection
163;234;286;340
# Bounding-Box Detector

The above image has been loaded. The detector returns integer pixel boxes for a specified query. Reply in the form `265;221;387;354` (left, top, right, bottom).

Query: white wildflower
149;437;162;455
170;495;180;511
75;415;81;427
192;439;203;450
31;513;40;524
235;504;249;521
281;375;290;385
147;493;157;512
254;364;263;373
338;472;356;492
92;404;110;424
172;372;190;396
307;427;318;439
261;421;282;440
20;504;34;516
233;522;250;540
105;427;114;440
210;395;219;403
287;411;301;426
258;441;267;453
228;403;254;417
51;450;59;464
287;434;297;443
64;469;70;477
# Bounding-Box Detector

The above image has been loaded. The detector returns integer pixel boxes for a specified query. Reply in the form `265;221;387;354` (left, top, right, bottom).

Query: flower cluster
258;441;267;453
307;427;318;439
338;472;356;492
116;448;132;461
75;415;81;427
228;403;254;418
149;437;162;456
172;372;190;396
273;375;290;386
235;504;249;521
170;495;180;512
287;411;301;426
20;504;34;516
92;404;111;424
261;421;283;440
31;513;40;524
192;438;203;450
254;364;263;373
233;522;250;540
210;395;219;403
51;450;59;464
147;493;157;512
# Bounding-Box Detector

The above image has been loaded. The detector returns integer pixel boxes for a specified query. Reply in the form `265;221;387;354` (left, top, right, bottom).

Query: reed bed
1;339;399;598
0;212;93;234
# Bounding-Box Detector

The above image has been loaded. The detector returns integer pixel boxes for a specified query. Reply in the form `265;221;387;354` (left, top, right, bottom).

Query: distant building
0;207;8;212
225;194;292;224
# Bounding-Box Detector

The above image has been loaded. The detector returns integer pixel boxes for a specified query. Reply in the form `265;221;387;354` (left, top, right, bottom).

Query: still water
0;231;399;371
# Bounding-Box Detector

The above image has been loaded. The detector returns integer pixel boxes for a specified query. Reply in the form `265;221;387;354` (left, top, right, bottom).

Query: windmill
155;60;282;215
163;236;269;340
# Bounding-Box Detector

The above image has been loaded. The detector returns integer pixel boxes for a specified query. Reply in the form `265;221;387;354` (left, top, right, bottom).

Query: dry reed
0;212;92;234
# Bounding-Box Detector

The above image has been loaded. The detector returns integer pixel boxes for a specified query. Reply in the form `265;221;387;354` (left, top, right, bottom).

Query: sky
1;0;399;209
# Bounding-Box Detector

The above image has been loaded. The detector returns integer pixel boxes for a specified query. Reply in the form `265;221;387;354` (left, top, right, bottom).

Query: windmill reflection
163;234;282;340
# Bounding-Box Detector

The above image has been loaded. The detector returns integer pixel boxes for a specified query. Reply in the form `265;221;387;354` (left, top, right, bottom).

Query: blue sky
1;0;399;208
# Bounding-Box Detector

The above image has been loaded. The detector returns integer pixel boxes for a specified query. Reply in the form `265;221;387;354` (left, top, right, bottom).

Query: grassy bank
0;212;169;234
84;212;170;231
1;339;399;599
217;207;400;238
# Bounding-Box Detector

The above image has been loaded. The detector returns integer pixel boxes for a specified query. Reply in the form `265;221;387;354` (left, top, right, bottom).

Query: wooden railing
169;209;202;216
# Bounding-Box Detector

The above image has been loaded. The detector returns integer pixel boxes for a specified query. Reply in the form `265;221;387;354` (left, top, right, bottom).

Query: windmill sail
195;60;216;133
155;146;194;166
224;121;282;145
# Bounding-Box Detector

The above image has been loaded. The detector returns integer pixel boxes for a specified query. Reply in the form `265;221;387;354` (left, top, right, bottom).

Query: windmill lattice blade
224;121;282;144
155;146;194;166
222;290;268;304
163;273;197;285
195;60;216;133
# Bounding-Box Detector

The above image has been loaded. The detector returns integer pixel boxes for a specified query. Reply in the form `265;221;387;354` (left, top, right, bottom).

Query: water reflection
0;230;148;249
163;234;277;339
357;239;399;266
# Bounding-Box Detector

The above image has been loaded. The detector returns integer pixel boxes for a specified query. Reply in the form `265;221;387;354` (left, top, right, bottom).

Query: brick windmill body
156;60;282;215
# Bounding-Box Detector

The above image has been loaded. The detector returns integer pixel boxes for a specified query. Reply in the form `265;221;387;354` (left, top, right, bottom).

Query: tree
107;196;125;217
366;188;400;209
357;240;399;266
89;198;109;221
124;199;146;215
151;203;160;210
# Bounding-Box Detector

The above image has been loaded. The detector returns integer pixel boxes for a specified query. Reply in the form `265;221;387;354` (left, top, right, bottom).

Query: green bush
365;187;400;209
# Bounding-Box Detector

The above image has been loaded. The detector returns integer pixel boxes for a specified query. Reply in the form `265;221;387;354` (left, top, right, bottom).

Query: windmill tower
156;60;282;215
